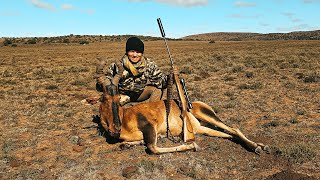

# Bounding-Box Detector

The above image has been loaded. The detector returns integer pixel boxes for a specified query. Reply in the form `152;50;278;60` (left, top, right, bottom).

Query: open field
0;40;319;179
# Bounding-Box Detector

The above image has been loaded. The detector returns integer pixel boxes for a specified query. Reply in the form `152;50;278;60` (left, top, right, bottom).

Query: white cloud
277;24;316;32
229;14;260;19
61;4;94;14
234;1;256;7
61;4;74;10
156;0;208;7
302;0;320;3
122;0;208;7
282;12;294;17
30;0;55;11
282;12;304;23
291;18;302;22
260;23;269;27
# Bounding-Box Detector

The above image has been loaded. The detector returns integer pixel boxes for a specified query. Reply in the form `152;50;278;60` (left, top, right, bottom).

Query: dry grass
0;40;319;179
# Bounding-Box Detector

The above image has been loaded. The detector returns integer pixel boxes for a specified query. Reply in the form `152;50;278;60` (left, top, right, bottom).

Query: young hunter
95;36;175;106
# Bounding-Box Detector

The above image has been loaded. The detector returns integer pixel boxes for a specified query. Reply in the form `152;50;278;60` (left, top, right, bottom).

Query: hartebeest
99;83;270;154
96;63;269;154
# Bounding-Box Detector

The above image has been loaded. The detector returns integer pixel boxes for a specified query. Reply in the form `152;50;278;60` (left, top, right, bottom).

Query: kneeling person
96;37;167;106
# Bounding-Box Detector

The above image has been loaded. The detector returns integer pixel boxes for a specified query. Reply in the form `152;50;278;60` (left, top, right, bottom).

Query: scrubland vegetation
0;39;319;179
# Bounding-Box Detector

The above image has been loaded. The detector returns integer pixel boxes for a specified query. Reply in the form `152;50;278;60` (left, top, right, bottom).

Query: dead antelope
97;71;269;154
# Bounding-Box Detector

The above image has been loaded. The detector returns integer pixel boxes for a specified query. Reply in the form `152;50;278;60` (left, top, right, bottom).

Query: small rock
122;166;139;178
9;160;20;168
119;143;133;150
72;145;85;152
69;136;81;145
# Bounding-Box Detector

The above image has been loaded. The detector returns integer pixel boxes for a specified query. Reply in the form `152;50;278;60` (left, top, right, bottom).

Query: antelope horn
96;57;109;93
96;57;107;74
111;59;124;86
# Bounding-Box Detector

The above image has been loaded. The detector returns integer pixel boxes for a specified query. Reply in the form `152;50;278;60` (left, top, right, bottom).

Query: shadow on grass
92;115;122;144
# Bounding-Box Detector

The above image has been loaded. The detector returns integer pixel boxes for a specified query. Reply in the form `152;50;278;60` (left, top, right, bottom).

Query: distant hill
182;30;320;41
2;30;320;47
0;35;170;46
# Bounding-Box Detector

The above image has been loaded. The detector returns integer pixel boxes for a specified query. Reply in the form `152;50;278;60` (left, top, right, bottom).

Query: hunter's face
127;50;142;63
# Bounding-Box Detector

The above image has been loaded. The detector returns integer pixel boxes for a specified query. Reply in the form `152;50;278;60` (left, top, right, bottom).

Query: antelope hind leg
197;126;232;138
191;101;269;153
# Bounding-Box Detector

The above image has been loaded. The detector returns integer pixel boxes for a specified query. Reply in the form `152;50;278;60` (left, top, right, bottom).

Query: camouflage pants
120;86;165;106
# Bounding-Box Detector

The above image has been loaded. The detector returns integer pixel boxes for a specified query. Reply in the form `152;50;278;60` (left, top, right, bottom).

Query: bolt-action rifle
157;18;195;142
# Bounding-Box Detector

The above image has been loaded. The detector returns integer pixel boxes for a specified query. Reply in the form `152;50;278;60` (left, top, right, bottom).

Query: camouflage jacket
96;55;167;94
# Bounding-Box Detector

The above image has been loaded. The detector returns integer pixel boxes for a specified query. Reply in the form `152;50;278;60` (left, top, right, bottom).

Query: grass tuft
239;82;263;90
271;144;316;164
46;84;58;90
262;121;280;128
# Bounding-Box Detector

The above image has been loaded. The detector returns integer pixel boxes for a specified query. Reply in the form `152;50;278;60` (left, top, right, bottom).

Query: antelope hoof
254;146;262;155
193;142;201;152
263;145;271;154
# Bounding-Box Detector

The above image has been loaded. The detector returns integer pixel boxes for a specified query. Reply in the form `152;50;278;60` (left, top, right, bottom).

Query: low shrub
3;39;12;46
239;82;263;90
245;71;254;78
262;120;280;128
272;144;316;164
79;40;89;45
71;80;88;86
63;38;70;43
304;75;319;83
46;85;58;90
26;38;37;44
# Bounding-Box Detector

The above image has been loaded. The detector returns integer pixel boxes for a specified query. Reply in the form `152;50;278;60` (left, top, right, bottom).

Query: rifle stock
173;73;195;142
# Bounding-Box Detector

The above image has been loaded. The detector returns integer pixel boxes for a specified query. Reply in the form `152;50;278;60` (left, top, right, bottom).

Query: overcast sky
1;0;319;38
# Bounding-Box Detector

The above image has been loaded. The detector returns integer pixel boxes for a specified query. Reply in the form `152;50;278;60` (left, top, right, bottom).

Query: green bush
63;38;70;43
3;39;12;46
79;40;89;45
27;38;37;44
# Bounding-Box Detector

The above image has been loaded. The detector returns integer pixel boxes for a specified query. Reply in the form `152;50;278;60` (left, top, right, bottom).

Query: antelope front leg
142;125;200;154
147;142;200;154
119;140;145;150
120;140;144;146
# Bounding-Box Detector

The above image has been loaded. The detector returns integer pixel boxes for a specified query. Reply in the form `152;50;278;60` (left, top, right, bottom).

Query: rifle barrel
157;18;174;67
